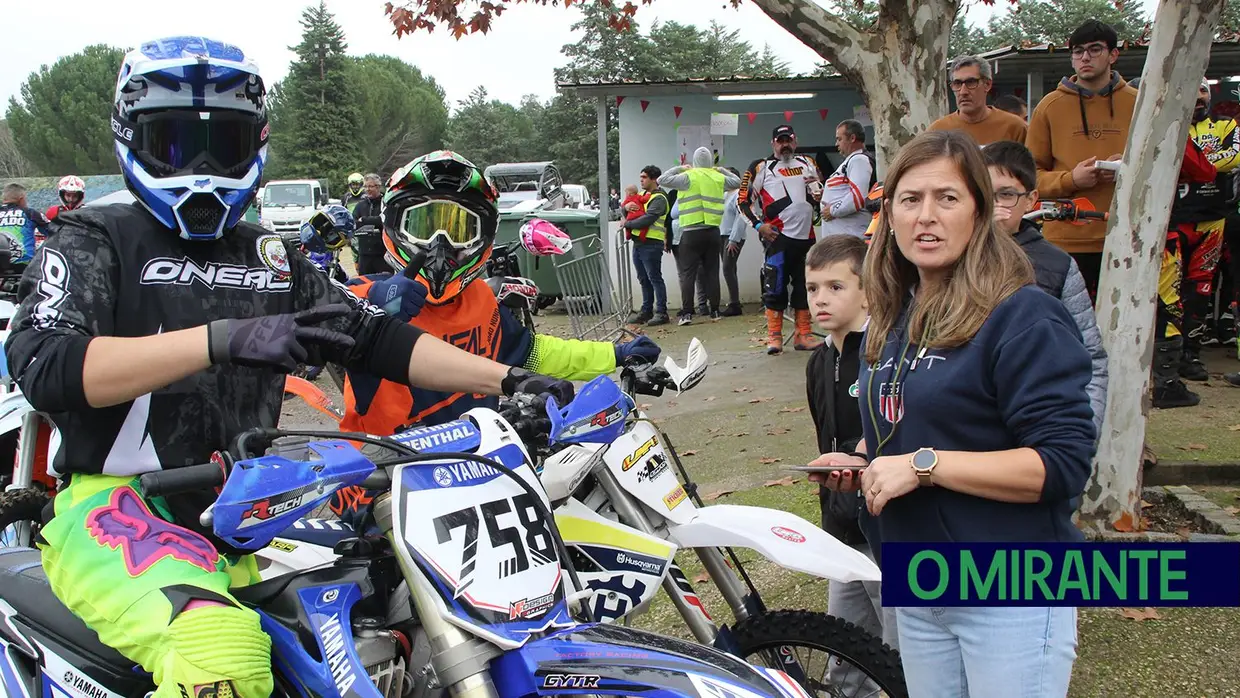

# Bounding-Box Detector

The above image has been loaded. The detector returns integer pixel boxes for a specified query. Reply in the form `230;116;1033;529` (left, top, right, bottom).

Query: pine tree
268;1;361;189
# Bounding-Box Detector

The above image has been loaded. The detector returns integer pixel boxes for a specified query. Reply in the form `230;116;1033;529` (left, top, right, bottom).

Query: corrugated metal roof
556;73;834;89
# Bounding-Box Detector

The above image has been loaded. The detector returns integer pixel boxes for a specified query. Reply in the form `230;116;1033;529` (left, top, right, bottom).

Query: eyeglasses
1071;43;1109;59
949;77;984;91
994;189;1030;207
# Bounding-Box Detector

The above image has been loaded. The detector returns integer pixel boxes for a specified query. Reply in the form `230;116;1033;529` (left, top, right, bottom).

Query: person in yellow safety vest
658;146;741;325
624;165;672;326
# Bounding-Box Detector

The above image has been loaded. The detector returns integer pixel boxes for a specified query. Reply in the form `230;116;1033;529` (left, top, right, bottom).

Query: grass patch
1144;347;1240;464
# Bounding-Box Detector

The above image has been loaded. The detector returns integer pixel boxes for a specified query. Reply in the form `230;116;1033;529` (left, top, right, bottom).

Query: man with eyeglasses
929;55;1027;145
1026;19;1137;299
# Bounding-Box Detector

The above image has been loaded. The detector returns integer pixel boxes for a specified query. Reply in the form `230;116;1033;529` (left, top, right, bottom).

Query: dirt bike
255;342;908;696
0;398;821;698
0;279;56;549
485;243;539;332
1023;197;1109;224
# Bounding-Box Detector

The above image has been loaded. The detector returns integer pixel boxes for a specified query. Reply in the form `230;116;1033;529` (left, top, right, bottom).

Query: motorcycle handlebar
139;460;227;497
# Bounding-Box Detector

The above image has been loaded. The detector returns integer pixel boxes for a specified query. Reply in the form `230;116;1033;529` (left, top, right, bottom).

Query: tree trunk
1078;0;1223;532
746;0;955;174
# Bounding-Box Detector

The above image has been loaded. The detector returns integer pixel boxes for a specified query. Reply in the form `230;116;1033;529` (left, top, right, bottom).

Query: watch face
913;449;935;469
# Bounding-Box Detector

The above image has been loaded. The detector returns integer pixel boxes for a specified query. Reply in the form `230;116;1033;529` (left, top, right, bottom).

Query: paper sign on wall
677;125;725;166
710;113;738;136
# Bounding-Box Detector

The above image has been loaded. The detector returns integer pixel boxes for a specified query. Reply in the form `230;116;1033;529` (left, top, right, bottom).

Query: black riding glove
501;367;575;406
207;304;356;373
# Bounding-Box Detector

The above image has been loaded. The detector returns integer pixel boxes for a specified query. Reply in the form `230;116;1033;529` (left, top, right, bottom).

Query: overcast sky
1;0;1162;114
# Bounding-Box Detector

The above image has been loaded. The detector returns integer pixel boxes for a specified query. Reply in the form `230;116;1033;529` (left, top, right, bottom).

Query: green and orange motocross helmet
382;151;499;305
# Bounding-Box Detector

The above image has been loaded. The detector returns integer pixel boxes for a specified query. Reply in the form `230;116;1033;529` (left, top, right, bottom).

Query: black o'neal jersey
5;203;420;548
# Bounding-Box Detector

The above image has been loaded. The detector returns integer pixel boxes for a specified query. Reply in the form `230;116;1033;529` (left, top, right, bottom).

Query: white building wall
612;89;869;310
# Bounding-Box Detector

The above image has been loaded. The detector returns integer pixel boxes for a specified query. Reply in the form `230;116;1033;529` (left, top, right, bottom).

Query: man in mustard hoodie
1025;20;1138;299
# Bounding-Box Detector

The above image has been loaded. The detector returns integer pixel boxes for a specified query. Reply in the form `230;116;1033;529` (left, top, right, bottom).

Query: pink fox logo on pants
85;488;220;576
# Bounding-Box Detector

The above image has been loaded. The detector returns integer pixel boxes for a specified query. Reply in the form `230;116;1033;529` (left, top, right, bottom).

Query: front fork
593;468;756;649
372;492;502;698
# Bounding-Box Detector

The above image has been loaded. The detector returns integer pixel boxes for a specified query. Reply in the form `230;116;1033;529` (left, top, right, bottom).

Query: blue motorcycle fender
488;624;783;698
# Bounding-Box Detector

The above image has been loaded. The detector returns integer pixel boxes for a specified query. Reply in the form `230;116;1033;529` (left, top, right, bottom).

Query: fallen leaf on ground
758;457;782;464
707;427;721;434
693;571;711;584
682;450;698;456
1176;526;1194;538
767;427;790;435
1140;500;1153;509
1229;424;1240;431
702;488;736;501
704;396;718;402
1177;443;1209;451
747;329;757;334
733;386;752;393
1119;607;1162;622
734;432;750;437
763;476;798;487
748;397;774;404
1224;506;1240;516
667;401;678;407
779;406;807;413
638;403;652;410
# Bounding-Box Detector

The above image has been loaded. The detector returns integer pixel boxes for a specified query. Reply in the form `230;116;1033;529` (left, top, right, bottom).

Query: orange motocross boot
794;309;823;351
765;309;783;355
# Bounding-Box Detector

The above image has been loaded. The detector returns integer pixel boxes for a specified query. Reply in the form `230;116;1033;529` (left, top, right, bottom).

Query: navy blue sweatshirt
858;285;1096;561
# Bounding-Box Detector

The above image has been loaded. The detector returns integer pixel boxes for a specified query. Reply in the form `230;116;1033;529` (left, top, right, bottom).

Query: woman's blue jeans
895;605;1078;697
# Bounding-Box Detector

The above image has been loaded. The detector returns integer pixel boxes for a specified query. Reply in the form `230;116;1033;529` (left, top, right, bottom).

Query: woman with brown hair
812;130;1096;697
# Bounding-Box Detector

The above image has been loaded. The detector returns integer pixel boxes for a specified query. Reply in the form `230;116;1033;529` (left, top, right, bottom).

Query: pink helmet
519;218;572;257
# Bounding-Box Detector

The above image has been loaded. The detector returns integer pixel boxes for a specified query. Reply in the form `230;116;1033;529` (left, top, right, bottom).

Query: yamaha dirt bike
256;344;907;696
0;400;819;698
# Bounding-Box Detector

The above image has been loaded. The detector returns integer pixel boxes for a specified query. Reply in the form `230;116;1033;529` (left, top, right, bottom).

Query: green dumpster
495;208;602;304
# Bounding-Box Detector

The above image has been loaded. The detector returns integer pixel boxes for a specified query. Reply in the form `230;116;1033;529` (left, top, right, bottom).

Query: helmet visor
137;110;264;178
397;200;482;248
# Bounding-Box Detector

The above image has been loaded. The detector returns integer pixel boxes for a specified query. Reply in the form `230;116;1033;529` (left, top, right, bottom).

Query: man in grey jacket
658;147;741;324
986;141;1108;433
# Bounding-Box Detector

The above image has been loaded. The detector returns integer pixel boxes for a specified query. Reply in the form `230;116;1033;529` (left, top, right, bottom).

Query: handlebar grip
1080;211;1108;221
139;462;226;497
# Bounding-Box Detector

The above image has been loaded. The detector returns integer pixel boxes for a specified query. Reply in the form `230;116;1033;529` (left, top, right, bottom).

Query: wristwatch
911;447;938;487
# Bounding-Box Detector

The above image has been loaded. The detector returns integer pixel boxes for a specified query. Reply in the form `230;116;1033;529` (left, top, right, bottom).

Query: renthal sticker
663;485;687;510
622;435;658;471
770;526;806;543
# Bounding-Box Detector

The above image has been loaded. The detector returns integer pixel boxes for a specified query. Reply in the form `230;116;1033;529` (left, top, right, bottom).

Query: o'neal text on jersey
140;257;292;292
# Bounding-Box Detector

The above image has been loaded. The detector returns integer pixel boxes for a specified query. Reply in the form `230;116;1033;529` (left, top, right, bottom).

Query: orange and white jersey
821;151;874;238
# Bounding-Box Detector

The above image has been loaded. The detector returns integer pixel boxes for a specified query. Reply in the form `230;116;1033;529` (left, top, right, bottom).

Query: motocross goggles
397;200;482;248
114;108;268;179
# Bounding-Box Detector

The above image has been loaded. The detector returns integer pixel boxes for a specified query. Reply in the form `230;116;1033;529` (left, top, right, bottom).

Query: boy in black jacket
803;235;899;681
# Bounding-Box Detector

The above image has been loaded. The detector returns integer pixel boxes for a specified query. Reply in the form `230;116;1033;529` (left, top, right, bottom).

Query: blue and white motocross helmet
112;37;268;240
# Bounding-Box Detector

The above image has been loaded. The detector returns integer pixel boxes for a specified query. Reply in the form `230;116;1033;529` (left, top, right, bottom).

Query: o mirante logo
880;542;1240;607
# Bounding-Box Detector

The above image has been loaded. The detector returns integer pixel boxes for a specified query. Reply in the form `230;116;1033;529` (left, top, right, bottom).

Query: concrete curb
1080;486;1240;542
1160;485;1240;538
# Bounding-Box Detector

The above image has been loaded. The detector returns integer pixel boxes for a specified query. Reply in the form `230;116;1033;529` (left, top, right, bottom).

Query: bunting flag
818;108;829;120
747;112;757;124
616;96;625;106
673;105;683;118
640;100;650;112
784;111;794;122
